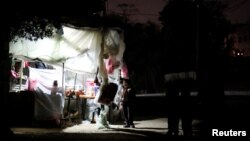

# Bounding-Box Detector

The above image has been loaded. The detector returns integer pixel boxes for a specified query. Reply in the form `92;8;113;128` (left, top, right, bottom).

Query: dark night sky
223;0;250;24
107;0;250;26
107;0;166;25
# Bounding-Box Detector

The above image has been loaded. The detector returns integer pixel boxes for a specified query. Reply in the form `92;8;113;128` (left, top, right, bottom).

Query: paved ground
9;94;204;141
11;117;204;141
11;118;167;141
8;90;250;141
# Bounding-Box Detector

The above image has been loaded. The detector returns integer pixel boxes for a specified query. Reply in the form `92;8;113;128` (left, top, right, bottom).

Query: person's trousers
122;102;134;125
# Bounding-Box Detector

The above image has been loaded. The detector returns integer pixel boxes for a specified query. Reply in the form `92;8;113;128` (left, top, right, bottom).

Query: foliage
9;0;106;42
123;22;164;93
117;3;138;18
10;14;61;42
159;0;232;73
108;3;165;92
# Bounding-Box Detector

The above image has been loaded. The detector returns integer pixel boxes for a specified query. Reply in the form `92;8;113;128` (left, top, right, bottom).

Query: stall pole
19;60;23;92
62;63;65;118
62;63;65;97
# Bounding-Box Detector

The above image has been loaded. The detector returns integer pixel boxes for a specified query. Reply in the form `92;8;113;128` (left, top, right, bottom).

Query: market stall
9;25;126;126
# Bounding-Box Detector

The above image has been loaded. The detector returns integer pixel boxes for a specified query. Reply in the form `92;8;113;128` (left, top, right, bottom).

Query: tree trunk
0;17;13;139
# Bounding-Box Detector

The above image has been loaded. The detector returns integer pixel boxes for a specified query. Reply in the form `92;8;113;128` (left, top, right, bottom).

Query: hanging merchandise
121;63;129;79
85;78;96;96
104;29;120;56
105;55;121;74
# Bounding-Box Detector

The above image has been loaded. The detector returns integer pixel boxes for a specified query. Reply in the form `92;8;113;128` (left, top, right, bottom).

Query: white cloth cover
29;67;64;121
9;26;102;74
9;26;125;76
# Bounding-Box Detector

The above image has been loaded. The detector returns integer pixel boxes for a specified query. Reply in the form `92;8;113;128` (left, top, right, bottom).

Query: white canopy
9;26;124;74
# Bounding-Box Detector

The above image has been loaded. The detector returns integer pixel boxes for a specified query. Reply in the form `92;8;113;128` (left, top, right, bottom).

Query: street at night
1;0;250;140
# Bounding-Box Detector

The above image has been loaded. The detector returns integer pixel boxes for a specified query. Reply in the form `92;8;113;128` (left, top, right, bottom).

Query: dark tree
123;22;163;93
159;0;232;136
159;0;197;74
10;14;61;42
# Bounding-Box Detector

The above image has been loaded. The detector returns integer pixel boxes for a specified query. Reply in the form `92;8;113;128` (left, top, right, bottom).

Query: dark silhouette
159;0;232;136
121;78;136;128
122;22;163;93
166;79;194;136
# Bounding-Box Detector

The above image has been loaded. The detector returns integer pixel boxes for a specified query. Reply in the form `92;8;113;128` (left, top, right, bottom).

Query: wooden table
78;95;95;99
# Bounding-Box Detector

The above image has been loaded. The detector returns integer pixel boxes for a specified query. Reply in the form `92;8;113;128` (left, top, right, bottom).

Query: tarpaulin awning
9;26;103;74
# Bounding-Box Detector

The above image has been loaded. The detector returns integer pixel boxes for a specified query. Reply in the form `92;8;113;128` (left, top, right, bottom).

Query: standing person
51;80;58;95
166;80;180;136
121;78;136;128
166;78;194;136
180;79;194;137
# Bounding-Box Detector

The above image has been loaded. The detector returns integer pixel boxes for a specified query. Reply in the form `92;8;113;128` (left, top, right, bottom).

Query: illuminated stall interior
9;25;126;127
